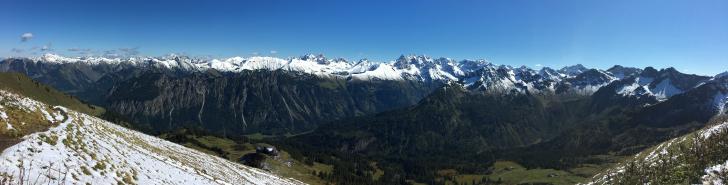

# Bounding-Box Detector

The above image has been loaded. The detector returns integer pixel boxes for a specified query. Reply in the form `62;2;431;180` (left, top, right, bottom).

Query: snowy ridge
617;82;653;97
13;53;709;96
607;67;711;101
13;54;576;92
715;71;728;80
712;74;728;115
606;65;642;80
18;54;574;84
584;121;728;184
463;65;529;93
611;77;656;99
558;64;589;78
0;90;303;185
650;79;682;99
561;69;617;95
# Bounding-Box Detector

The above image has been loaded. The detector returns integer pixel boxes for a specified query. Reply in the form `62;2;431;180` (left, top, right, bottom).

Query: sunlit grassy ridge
0;72;103;116
0;90;61;151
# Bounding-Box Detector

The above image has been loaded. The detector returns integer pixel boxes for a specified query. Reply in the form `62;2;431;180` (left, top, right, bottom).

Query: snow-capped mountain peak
559;64;589;77
558;69;617;95
606;65;642;79
538;67;564;81
11;53;716;96
394;55;435;69
38;53;80;63
7;53;601;94
300;54;330;64
601;66;713;101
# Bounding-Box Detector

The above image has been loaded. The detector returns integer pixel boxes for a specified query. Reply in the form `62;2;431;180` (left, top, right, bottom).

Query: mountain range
3;54;717;134
1;53;727;184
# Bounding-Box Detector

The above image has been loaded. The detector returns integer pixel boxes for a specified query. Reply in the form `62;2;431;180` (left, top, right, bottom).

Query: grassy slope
439;161;589;185
587;116;728;184
433;155;626;185
0;92;60;150
1;72;103;151
0;72;104;116
486;161;585;184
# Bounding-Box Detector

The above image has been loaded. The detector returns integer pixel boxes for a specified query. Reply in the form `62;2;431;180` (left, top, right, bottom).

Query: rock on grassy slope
584;116;728;184
0;90;304;185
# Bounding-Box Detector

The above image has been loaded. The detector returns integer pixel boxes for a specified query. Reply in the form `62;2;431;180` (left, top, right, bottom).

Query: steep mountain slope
585;116;728;184
589;67;711;113
633;74;728;128
0;90;303;185
273;69;723;184
556;69;617;95
279;84;595;179
600;67;710;101
511;74;728;170
559;64;589;78
589;75;660;112
0;57;182;104
104;71;438;134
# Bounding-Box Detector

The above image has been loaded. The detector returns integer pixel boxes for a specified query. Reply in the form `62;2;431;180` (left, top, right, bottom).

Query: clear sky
1;0;727;75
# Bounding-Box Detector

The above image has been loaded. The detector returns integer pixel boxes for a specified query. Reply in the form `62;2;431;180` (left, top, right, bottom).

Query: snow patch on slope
0;90;303;185
714;92;728;115
703;160;728;184
651;79;682;99
351;63;403;81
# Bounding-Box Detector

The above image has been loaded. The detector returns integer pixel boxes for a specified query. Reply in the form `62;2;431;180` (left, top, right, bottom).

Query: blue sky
1;0;727;75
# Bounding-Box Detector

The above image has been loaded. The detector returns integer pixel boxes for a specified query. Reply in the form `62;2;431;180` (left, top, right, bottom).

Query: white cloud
20;33;33;42
118;47;140;56
103;50;119;57
102;47;140;57
270;50;277;54
94;47;138;57
69;47;98;56
41;43;52;51
535;64;543;67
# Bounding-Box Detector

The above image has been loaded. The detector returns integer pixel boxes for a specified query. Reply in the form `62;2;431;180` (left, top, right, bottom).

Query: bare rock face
105;71;438;135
